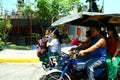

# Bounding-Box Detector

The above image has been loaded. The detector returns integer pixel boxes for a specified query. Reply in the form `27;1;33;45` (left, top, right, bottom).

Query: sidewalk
0;49;40;63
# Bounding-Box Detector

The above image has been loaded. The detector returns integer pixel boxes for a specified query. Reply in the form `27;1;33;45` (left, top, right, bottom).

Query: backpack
37;37;48;57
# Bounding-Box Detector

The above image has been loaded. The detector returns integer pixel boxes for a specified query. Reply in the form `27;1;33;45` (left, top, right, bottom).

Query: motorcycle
42;51;120;80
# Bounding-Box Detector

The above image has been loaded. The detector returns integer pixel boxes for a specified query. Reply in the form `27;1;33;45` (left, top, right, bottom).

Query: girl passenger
106;26;120;80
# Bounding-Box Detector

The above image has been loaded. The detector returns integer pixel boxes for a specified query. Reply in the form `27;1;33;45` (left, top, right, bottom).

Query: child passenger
44;28;51;38
46;28;61;57
106;26;120;80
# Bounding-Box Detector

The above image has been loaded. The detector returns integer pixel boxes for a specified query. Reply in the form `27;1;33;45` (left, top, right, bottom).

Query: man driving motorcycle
78;20;107;80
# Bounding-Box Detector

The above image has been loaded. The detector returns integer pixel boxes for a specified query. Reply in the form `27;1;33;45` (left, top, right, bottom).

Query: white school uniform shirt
49;38;61;54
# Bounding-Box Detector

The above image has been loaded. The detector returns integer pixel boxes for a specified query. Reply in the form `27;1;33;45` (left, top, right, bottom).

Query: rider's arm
79;38;106;55
71;38;91;51
113;40;120;57
113;48;119;57
111;40;120;61
47;40;54;47
112;41;120;61
76;39;91;50
85;38;106;53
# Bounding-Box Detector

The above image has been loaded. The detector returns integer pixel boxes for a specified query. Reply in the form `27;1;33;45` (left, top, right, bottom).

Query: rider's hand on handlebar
69;51;77;59
69;51;75;56
79;50;85;56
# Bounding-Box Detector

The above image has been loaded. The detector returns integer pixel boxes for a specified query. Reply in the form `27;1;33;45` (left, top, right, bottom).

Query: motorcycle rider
78;20;107;80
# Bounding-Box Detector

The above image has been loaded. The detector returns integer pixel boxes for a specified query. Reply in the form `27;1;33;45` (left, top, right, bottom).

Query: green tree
0;18;12;43
34;0;84;20
18;0;87;21
0;19;4;36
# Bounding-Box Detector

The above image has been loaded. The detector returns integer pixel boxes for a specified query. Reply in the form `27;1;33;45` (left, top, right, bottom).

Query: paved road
0;62;46;80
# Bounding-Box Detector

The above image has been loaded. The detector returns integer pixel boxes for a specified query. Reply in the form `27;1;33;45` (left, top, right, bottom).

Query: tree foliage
17;0;87;21
34;0;84;20
0;18;12;42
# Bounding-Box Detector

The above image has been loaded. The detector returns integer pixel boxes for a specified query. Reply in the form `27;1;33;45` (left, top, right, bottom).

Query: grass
6;44;32;50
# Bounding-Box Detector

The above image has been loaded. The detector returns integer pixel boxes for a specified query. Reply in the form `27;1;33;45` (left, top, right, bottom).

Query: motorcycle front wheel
43;72;70;80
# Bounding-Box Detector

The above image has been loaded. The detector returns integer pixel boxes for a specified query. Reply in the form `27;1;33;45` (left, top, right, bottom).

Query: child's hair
45;27;51;33
44;27;51;36
51;27;62;44
107;26;119;40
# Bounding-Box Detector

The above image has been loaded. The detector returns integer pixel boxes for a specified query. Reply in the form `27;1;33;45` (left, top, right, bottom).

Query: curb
0;57;40;63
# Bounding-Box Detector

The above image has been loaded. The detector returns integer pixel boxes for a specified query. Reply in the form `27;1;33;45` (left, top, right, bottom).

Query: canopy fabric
51;12;82;26
51;12;120;27
108;17;120;25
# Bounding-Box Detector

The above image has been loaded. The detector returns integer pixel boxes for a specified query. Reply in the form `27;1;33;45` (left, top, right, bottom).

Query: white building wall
68;25;89;42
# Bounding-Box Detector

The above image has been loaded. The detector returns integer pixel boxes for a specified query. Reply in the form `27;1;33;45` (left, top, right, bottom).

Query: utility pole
29;12;32;45
17;0;24;33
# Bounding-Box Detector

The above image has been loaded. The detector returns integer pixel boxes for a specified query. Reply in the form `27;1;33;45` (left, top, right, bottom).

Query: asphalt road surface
0;62;46;80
